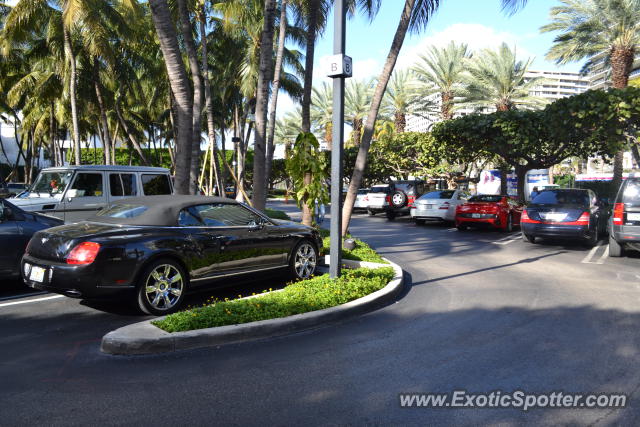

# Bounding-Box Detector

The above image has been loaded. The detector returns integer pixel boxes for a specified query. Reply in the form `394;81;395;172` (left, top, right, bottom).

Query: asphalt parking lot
2;203;640;425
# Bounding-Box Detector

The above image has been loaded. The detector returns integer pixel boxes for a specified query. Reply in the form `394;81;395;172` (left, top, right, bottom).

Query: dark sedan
22;196;322;315
521;189;607;246
0;198;63;278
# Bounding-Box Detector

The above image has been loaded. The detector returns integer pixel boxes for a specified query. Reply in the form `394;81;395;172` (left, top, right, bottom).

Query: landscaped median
101;245;404;355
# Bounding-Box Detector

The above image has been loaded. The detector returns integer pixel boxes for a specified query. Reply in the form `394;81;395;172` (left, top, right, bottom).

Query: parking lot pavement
3;206;640;425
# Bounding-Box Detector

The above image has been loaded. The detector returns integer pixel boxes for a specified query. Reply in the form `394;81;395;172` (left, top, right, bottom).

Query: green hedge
153;267;395;333
264;208;291;220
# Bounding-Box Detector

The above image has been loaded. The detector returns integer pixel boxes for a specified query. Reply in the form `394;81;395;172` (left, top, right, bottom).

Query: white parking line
596;246;609;264
0;294;64;308
492;233;522;245
581;241;606;264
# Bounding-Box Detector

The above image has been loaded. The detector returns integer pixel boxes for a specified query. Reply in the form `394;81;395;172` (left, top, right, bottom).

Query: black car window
178;208;204;226
109;173;137;197
531;190;589;206
622;180;640;206
141;174;172;195
420;190;455;200
70;173;103;197
468;195;503;203
369;186;389;193
193;204;263;227
97;204;148;218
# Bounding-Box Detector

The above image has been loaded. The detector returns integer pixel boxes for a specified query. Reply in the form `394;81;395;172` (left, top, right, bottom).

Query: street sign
326;54;353;78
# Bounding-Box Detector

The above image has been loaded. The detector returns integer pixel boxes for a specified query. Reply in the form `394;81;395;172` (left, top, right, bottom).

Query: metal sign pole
329;0;349;279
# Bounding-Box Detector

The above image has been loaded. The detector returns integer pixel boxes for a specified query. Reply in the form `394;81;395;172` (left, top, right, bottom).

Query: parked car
521;189;607;246
353;188;370;211
7;182;28;197
411;189;470;224
456;195;523;232
10;165;173;223
608;175;640;257
0;182;10;198
0;198;63;279
21;195;322;315
365;184;390;216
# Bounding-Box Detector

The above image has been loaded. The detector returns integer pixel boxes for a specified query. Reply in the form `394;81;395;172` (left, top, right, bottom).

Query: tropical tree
462;42;544;112
311;81;333;148
345;78;375;146
541;0;640;192
412;40;471;120
383;69;418;132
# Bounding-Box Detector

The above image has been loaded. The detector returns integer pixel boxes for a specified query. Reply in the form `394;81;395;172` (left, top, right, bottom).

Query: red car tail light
613;203;625;225
407;195;415;207
439;202;450;210
576;212;590;225
66;242;101;265
385;195;391;204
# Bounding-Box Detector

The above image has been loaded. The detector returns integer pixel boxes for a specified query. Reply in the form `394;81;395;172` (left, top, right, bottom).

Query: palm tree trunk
49;103;56;167
114;102;150;165
64;28;81;166
441;91;453;120
93;61;112;166
610;46;635;195
177;0;204;195
149;0;193;194
394;112;406;133
252;0;277;211
341;0;415;236
265;0;288;197
199;8;224;197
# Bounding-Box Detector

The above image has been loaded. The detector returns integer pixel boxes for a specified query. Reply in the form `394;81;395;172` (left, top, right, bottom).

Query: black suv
609;176;640;257
384;180;426;220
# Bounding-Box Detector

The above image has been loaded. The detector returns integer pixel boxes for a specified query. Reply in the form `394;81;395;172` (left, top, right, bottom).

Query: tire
386;210;397;221
136;259;188;316
457;225;468;231
390;191;407;208
290;240;318;280
585;227;599;248
522;233;536;243
608;234;624;257
414;218;425;225
503;214;513;232
367;209;375;216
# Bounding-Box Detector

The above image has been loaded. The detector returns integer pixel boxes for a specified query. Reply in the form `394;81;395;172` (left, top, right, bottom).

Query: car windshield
469;195;503;203
357;189;369;195
622;180;640;206
29;171;74;196
421;190;455;200
369;186;389;193
531;190;589;206
97;204;148;218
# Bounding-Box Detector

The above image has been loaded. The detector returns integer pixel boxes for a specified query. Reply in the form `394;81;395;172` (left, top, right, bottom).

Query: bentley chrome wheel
294;243;317;279
144;264;184;310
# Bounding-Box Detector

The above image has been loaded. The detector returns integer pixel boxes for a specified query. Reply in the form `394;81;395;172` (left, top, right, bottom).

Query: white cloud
396;23;536;71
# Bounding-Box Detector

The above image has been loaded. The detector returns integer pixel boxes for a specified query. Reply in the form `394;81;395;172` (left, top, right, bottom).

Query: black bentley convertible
21;196;322;315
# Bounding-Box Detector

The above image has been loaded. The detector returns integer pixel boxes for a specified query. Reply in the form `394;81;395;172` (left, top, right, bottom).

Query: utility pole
327;0;352;278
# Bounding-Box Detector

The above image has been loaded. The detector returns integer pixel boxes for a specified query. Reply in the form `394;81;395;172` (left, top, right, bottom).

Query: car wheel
291;240;318;280
522;233;536;243
457;225;468;231
367;209;375;216
391;191;407;208
504;214;513;232
414;218;425;225
585;227;599;248
386;210;397;221
136;259;187;316
608;234;624;257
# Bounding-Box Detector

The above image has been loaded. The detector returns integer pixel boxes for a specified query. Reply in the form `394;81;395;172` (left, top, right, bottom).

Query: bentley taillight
67;242;101;265
576;212;590;225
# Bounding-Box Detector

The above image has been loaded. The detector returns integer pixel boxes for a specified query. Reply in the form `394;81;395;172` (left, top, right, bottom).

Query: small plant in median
153;267;395;333
319;228;388;264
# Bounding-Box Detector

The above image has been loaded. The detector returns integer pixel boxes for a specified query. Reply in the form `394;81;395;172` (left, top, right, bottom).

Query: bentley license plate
472;213;481;218
29;266;46;283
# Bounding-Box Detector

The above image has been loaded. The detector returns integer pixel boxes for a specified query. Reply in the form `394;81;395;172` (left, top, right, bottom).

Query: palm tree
345;79;375;146
412;41;471;120
541;0;640;192
148;0;193;194
311;81;333;148
384;69;418;132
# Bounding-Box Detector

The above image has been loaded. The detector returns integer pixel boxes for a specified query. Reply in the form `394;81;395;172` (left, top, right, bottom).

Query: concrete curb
101;258;403;356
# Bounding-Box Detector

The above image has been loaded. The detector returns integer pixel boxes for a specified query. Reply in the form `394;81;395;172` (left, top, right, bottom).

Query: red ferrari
455;195;523;231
